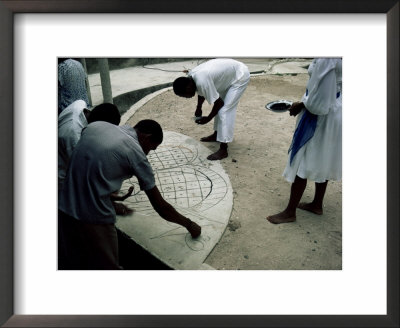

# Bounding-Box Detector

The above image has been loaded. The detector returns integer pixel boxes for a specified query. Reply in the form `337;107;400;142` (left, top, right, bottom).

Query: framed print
1;1;398;327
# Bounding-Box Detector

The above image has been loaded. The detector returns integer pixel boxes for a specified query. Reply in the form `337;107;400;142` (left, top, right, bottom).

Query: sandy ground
126;73;342;270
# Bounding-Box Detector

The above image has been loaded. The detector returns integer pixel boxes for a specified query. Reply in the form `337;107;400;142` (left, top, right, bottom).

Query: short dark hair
87;103;121;125
134;119;163;145
173;77;191;95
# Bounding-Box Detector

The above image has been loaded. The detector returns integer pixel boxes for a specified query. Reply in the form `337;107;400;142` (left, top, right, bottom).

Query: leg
298;180;328;215
214;80;247;145
58;212;69;269
58;210;89;269
207;142;228;160
59;210;122;270
206;78;249;159
200;130;217;142
81;222;123;270
266;176;307;224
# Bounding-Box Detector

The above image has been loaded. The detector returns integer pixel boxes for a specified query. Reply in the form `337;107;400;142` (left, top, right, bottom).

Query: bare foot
266;210;296;224
200;134;217;142
298;202;323;215
207;148;228;160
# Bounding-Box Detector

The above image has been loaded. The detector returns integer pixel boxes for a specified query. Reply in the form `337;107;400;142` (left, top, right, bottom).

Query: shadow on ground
117;229;171;270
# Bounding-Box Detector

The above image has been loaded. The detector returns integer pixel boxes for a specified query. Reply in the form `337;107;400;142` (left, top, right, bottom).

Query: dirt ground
126;73;342;270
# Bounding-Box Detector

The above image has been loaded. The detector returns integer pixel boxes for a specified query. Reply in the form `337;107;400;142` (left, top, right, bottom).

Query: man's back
189;58;248;104
59;122;155;224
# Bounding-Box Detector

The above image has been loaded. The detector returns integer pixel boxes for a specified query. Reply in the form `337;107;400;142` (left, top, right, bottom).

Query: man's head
134;119;163;155
173;77;196;98
87;103;121;125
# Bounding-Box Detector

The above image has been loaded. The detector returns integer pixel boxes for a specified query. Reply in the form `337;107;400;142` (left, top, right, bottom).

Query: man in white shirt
58;120;201;269
173;58;250;160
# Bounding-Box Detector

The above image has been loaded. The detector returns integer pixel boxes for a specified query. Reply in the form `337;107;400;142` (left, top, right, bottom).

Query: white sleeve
195;73;219;104
64;132;80;160
304;60;337;116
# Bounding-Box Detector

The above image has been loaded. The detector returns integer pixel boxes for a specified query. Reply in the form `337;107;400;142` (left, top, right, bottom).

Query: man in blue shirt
58;119;201;269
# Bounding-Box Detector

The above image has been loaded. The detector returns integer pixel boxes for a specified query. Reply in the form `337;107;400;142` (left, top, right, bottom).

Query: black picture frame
1;1;398;327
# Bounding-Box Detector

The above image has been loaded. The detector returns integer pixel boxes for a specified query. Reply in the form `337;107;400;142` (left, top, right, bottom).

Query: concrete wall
85;58;196;74
113;82;172;115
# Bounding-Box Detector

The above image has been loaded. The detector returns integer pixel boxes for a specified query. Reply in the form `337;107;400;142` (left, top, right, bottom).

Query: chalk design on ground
115;131;233;269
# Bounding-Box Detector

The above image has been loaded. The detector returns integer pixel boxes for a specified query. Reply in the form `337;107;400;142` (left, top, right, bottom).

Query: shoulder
313;58;338;72
119;125;138;140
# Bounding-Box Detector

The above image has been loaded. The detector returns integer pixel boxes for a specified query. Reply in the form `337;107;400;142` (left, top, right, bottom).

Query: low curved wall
113;82;172;115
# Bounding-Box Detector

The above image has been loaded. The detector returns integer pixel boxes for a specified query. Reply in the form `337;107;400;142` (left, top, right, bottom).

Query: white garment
58;100;88;190
189;59;250;143
283;58;342;183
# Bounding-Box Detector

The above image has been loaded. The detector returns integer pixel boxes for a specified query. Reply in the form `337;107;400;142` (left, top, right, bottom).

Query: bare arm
111;186;134;216
145;186;201;238
289;102;305;117
110;186;134;201
196;97;224;125
195;95;205;117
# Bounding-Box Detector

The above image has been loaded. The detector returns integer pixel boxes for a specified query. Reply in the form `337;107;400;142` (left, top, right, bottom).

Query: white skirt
283;95;342;183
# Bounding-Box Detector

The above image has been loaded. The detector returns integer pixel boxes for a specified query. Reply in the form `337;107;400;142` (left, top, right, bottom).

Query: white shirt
58;100;88;190
188;58;249;104
59;122;156;224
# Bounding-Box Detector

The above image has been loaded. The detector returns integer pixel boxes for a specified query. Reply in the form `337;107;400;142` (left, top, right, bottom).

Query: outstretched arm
145;186;201;238
196;97;224;125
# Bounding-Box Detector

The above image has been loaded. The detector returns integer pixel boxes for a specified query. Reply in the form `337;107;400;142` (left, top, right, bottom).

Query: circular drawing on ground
147;144;197;170
120;165;228;213
115;131;233;269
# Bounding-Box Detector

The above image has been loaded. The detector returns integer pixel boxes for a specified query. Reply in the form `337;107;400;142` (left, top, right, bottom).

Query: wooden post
98;58;113;103
79;58;92;107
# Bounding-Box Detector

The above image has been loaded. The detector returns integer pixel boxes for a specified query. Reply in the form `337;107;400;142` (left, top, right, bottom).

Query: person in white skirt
267;58;342;224
173;58;250;160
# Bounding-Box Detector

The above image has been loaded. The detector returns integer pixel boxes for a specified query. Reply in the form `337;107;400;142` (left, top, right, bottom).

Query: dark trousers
58;210;122;270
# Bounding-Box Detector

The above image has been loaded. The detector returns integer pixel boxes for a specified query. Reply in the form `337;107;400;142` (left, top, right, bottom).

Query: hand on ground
187;221;201;238
195;116;210;125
